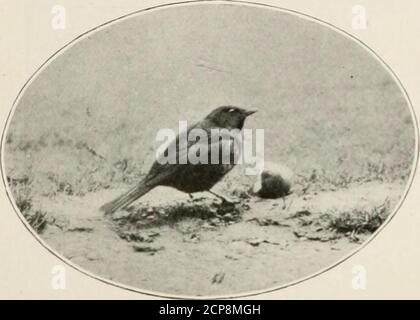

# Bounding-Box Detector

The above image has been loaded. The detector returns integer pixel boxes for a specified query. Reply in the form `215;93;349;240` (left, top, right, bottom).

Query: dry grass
329;199;390;234
112;198;249;229
8;176;49;233
290;198;393;243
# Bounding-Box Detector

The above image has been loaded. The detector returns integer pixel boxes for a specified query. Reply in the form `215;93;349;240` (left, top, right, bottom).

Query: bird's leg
283;191;294;210
188;193;207;203
188;193;197;203
208;190;240;205
286;197;294;211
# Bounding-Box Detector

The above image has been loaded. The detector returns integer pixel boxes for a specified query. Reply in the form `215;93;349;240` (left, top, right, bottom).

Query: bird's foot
188;194;208;203
222;197;241;205
208;191;240;205
281;194;294;210
282;197;287;210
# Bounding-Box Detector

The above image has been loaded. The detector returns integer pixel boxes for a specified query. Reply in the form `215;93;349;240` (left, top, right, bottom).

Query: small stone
211;272;225;284
222;213;234;222
147;231;160;238
132;245;164;254
246;238;263;247
210;218;220;226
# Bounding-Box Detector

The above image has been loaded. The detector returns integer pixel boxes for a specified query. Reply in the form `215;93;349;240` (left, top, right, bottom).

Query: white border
1;0;418;299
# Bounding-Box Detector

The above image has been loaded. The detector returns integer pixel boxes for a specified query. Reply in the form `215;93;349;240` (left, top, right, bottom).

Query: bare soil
38;180;402;297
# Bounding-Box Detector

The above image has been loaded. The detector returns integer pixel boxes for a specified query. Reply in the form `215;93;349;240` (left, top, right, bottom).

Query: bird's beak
244;108;258;116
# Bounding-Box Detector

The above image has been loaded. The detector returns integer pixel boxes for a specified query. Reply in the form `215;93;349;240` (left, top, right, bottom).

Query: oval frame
1;0;419;299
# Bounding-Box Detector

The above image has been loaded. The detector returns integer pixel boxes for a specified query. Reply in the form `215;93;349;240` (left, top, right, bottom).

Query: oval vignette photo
1;2;417;298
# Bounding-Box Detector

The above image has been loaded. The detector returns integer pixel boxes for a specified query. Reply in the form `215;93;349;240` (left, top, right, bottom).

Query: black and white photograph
1;1;417;298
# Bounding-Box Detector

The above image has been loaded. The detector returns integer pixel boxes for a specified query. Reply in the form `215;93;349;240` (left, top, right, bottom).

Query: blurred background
4;3;415;202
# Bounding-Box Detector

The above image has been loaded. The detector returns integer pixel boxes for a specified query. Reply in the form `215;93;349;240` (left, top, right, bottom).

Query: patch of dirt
38;181;403;297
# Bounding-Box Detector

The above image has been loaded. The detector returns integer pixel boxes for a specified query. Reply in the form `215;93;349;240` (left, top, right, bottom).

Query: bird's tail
100;181;154;215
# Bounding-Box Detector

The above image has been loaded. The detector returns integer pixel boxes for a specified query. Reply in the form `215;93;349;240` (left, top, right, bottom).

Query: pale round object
253;162;294;199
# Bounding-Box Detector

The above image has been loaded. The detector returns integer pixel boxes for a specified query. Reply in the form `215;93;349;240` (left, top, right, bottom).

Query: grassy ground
5;84;414;228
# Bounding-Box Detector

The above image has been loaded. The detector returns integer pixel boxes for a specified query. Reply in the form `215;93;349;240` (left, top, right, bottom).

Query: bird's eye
228;108;235;113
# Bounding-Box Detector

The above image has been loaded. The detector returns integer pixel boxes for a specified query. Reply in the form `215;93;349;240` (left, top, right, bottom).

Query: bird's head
204;106;258;129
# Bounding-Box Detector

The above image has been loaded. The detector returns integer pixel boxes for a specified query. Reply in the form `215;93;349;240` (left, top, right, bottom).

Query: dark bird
100;106;258;215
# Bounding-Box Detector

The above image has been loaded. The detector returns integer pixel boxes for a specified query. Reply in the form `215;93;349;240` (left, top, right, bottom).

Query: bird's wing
154;121;197;164
186;129;242;165
145;121;198;183
146;126;242;184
